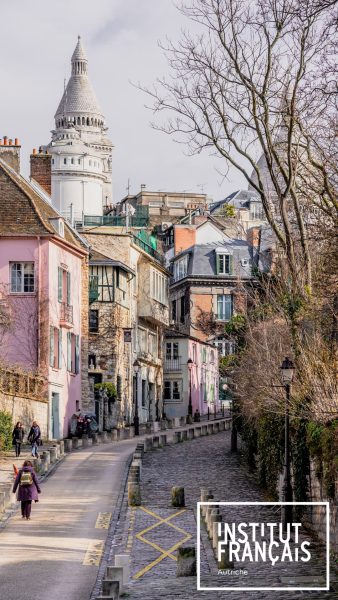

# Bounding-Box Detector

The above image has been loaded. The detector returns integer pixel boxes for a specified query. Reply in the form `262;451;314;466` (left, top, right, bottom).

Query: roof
71;36;88;62
210;189;260;214
164;329;218;348
0;158;87;252
89;249;135;276
172;241;255;280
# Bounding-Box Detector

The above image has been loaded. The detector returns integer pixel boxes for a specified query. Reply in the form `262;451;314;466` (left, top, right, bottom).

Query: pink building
163;330;219;419
0;150;88;439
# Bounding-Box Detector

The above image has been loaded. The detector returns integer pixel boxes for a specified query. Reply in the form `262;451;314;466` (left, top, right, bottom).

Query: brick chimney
0;136;21;173
247;227;260;247
174;225;196;254
30;151;52;195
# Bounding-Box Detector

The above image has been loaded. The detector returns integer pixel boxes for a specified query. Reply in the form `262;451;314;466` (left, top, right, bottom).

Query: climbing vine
292;420;309;518
307;420;338;498
257;414;285;500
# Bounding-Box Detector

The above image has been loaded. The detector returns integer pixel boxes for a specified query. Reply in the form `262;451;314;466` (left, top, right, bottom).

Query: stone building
81;227;170;427
112;185;209;219
209;189;267;233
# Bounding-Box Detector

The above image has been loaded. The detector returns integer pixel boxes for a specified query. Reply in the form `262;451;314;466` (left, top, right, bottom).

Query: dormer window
174;255;188;282
216;249;232;275
49;217;65;238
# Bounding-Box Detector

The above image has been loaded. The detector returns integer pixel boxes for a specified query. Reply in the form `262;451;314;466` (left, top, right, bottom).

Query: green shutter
50;326;54;367
67;271;71;306
216;253;220;275
67;331;72;371
204;382;207;402
210;384;214;404
230;255;233;275
58;328;62;369
58;267;63;302
75;334;79;374
203;347;206;363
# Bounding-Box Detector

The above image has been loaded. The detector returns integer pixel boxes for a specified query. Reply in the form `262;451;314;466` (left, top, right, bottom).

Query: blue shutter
67;331;72;371
50;326;54;367
58;267;63;302
75;334;80;374
58;328;62;369
67;271;71;306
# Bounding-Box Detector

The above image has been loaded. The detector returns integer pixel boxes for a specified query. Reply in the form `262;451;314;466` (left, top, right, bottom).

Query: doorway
51;392;60;439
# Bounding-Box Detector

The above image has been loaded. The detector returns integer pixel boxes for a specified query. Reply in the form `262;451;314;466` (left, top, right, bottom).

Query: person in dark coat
28;421;42;458
12;460;41;520
12;422;25;457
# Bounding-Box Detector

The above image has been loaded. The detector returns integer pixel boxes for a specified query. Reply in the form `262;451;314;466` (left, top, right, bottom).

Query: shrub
0;410;13;453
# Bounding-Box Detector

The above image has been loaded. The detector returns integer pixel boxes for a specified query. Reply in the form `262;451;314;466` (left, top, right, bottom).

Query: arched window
89;160;92;166
91;118;93;126
94;119;97;126
77;117;80;125
87;117;90;126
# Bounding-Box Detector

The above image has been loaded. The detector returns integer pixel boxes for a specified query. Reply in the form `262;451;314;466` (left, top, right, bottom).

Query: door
51;392;60;440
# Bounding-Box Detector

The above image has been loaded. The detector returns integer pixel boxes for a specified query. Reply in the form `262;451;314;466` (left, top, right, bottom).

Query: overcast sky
0;0;246;204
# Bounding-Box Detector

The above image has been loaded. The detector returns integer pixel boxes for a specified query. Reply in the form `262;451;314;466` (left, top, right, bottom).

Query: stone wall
0;391;48;440
304;459;338;552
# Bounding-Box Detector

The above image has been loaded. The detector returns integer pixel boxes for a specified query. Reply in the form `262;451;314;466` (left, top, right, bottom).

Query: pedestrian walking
12;460;41;520
12;421;25;457
28;421;43;458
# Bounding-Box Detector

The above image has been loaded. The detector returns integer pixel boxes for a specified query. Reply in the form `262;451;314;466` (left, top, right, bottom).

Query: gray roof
210;189;260;214
172;241;255;280
258;224;276;271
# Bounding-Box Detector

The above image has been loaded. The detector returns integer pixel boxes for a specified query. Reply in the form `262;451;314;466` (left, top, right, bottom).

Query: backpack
20;471;33;487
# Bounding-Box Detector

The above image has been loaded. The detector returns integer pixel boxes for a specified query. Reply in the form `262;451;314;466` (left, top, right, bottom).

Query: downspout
37;236;41;370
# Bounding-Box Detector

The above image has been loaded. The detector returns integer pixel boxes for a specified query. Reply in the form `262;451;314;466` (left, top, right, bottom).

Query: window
163;380;182;402
217;295;232;321
88;354;96;368
71;158;74;165
75;334;80;374
192;344;196;363
89;265;114;302
142;379;147;407
168;202;184;207
251;202;264;220
180;296;185;324
204;381;207;402
52;158;54;165
67;271;71;306
203;347;206;363
214;337;234;356
78;158;81;165
63;158;67;165
166;342;179;360
89;309;99;332
210;350;215;363
210;384;214;403
174;255;188;281
89;160;92;166
149;201;163;206
152;269;168;305
10;263;34;293
67;331;72;371
149;333;157;357
172;299;177;322
138;327;147;352
50;326;54;367
216;254;232;275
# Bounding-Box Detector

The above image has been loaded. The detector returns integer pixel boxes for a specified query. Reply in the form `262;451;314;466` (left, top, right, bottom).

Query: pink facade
0;235;85;439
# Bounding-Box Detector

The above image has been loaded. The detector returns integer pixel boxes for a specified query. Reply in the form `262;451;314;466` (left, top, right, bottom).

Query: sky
0;0;246;204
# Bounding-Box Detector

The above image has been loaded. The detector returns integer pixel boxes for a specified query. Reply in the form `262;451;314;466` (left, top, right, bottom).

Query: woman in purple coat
12;460;41;520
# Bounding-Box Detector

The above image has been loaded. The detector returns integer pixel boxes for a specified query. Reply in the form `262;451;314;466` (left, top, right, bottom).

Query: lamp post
280;356;294;531
133;359;140;436
187;358;193;418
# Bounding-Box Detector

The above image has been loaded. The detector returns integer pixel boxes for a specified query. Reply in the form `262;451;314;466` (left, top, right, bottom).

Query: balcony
164;357;182;372
132;234;164;265
137;350;162;366
60;302;73;329
89;275;99;304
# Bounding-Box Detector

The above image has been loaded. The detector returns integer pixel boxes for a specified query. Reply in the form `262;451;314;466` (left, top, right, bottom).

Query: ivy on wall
307;420;338;498
0;410;13;454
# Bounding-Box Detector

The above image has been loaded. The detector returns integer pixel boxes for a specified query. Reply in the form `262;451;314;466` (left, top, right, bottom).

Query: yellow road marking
83;541;105;566
95;512;112;529
133;507;192;579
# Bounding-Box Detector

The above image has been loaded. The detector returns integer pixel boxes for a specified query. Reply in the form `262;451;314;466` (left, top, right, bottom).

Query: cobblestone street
110;430;338;599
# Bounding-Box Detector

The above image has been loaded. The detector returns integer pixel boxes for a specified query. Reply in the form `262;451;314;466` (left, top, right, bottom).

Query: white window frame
138;326;147;352
219;254;231;274
149;332;157;357
152;269;168;305
163;379;182;402
217;295;232;321
174;255;188;282
10;262;35;294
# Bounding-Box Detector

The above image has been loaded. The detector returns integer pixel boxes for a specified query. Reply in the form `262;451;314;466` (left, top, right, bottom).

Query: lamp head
187;358;193;369
280;356;294;383
133;359;140;374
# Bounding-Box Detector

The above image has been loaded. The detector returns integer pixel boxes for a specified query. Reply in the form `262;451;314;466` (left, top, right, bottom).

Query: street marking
95;512;112;529
133;507;192;579
83;541;105;566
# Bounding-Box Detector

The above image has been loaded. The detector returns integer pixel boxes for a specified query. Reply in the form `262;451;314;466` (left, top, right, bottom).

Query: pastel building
0;146;89;439
163;330;219;418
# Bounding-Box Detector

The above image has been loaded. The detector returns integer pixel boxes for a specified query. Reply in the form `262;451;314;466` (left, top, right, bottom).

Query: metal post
214;404;216;420
134;373;139;436
126;202;129;233
188;366;192;417
207;406;209;421
281;383;292;531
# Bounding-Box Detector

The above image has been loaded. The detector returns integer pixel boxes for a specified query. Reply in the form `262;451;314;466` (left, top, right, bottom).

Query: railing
0;369;45;399
164;357;182;371
60;302;73;324
170;273;187;284
83;206;150;228
89;275;99;304
132;235;164;265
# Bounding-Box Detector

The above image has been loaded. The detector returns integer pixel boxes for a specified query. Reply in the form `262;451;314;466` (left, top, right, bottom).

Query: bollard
180;416;186;427
225;419;231;430
72;437;79;450
64;439;72;453
174;417;180;428
153;422;159;433
172;486;185;507
207;423;214;435
201;491;212;510
172;432;179;444
132;459;142;474
153;436;159;449
82;434;89;448
214;422;220;434
120;428;126;441
146;423;152;434
42;450;51;466
105;566;124;592
101;431;108;443
202;494;213;517
102;580;120;599
160;434;167;446
208;508;220;538
97;434;102;444
218;523;234;568
145;437;153;451
92;433;99;446
167;419;173;429
188;429;194;440
115;555;130;584
213;516;223;549
0;492;5;514
219;421;225;432
182;430;188;441
161;420;167;431
177;546;196;577
128;483;141;506
135;445;144;458
128;427;135;438
33;459;42;476
195;427;201;438
52;444;60;458
0;484;11;508
186;415;193;425
59;440;64;454
201;425;207;436
112;429;118;441
49;447;57;463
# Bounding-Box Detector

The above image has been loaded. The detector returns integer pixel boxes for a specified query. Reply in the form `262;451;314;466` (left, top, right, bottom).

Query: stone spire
71;35;88;75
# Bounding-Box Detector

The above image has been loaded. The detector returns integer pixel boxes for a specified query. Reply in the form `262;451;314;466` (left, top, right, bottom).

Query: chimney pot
4;137;8;146
9;140;13;146
15;138;18;146
45;151;49;154
33;149;37;154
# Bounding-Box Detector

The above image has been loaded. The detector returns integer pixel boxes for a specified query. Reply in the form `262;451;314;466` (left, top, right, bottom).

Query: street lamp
133;359;140;435
187;358;193;418
280;356;295;531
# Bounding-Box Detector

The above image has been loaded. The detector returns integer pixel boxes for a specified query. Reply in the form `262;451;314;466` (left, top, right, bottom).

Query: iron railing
164;357;182;371
132;235;164;265
83;215;150;227
60;302;73;324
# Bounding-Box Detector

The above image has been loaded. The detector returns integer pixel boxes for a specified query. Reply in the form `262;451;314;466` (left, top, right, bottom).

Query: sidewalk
109;430;338;599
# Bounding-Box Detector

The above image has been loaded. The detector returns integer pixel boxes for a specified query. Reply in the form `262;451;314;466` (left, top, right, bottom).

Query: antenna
126;178;131;195
197;183;207;194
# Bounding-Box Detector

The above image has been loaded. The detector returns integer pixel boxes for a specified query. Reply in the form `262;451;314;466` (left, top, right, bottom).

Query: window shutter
210;384;214;404
58;267;63;302
58;328;62;369
216;253;220;275
67;331;72;371
50;326;54;367
230;255;233;275
67;272;71;306
75;334;80;374
203;347;206;363
204;382;207;402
